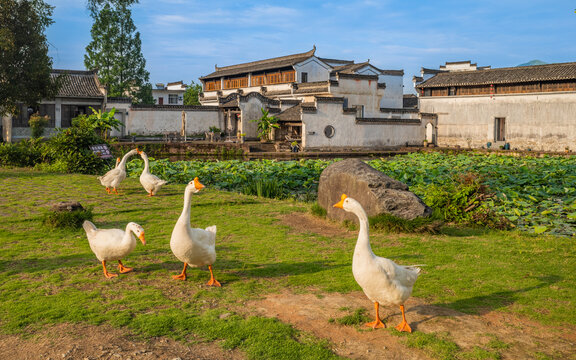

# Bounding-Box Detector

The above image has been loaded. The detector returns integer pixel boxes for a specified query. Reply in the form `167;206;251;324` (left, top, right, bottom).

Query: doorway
494;117;506;141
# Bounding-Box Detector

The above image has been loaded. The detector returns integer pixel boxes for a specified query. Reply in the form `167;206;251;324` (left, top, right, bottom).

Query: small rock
219;312;232;319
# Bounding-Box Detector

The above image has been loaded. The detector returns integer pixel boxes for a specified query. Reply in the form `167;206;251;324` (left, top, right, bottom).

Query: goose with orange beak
334;193;421;332
170;177;220;286
82;220;146;278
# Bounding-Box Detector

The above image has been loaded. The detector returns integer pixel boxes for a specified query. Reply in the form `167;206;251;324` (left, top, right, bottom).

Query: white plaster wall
238;96;269;138
331;77;380;117
125;109;221;136
378;74;403;108
302;101;424;150
294;57;331;83
419;92;576;151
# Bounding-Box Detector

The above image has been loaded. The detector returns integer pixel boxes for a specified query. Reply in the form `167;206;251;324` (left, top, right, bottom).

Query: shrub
28;113;50;138
41;115;108;174
42;207;93;229
369;212;443;234
241;177;286;199
0;139;45;167
419;172;509;229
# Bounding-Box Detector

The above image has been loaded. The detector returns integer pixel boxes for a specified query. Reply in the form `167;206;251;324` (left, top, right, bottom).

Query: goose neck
179;189;193;226
142;154;149;173
352;204;372;253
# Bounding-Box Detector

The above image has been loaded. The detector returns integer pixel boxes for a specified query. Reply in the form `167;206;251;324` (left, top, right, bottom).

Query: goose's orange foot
395;320;412;333
206;278;221;287
105;187;111;194
118;262;133;274
172;273;186;281
101;261;117;278
206;265;221;287
113;188;120;195
104;271;118;279
365;319;386;329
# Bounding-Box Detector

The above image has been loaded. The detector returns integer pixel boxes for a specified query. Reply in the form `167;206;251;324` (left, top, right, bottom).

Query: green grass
0;168;575;359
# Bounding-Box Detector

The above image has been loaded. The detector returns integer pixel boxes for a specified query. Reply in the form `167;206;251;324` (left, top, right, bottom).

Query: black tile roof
417;62;576;88
51;69;105;98
276;104;302;122
200;48;316;80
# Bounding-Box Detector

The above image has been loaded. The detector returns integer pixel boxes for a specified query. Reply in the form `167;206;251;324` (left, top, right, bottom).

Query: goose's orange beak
193;177;205;190
137;149;142;154
139;233;146;245
333;194;348;208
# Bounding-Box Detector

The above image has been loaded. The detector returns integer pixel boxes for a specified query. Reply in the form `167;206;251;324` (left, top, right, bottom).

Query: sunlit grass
0;167;575;359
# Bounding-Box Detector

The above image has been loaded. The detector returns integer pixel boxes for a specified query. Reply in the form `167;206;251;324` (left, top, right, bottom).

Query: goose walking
82;220;146;278
170;177;220;286
137;149;167;196
97;149;138;195
333;194;421;332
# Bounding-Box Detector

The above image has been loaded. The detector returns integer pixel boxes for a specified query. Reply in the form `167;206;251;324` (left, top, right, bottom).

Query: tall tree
183;81;202;105
0;0;59;116
84;1;152;104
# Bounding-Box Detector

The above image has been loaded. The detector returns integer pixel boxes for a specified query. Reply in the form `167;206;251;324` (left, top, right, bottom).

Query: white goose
333;194;421;332
82;220;146;278
170;177;220;286
97;149;138;195
137;150;167;196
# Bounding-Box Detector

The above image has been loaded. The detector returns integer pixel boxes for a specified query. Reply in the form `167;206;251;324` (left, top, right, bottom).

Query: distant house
2;69;106;142
198;47;423;150
415;61;576;151
152;81;187;105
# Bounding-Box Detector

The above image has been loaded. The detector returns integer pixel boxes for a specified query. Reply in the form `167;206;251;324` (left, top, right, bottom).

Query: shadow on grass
410;275;562;330
0;253;93;274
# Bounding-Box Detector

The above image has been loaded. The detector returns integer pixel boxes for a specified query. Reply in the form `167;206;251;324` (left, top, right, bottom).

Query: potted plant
251;108;280;142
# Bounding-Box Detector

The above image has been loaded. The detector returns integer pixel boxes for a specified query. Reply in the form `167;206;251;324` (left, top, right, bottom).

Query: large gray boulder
318;159;432;222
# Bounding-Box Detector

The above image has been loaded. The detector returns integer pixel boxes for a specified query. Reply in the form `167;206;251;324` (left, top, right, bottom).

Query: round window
324;125;335;138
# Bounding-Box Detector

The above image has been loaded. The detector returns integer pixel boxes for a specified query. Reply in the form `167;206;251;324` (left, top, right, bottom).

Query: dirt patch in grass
278;212;353;238
248;291;576;360
0;322;244;360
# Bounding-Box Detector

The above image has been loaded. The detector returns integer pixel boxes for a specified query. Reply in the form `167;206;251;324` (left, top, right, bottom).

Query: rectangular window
301;72;308;83
168;94;178;104
158;97;164;105
495;117;506;141
449;87;456;96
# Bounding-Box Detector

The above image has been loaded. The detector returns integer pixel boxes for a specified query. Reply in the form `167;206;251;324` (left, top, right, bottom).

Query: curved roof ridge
215;48;316;72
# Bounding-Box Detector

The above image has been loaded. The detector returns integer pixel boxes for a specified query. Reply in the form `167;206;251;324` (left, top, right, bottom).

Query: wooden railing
251;75;266;86
224;77;248;89
208;70;297;91
205;81;221;91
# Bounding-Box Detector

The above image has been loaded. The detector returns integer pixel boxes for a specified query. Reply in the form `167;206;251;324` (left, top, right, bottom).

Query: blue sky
46;0;576;93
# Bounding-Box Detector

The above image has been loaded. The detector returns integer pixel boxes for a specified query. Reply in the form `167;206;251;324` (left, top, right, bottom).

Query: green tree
84;1;153;104
0;0;60;116
183;80;202;105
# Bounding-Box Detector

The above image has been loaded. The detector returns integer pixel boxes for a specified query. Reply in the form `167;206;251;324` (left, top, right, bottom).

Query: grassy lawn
0;168;574;359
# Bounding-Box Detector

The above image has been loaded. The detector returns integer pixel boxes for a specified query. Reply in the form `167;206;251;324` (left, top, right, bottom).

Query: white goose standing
97;149;138;194
170;177;220;286
137;149;167;196
333;194;421;332
82;220;146;278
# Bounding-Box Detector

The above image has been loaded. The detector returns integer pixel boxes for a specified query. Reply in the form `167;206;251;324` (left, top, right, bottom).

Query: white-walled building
415;61;576;151
152;81;187;105
2;69;106;142
198;47;424;150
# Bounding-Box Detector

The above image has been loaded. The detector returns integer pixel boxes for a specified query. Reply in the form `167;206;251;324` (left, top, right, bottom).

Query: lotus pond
126;152;576;236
